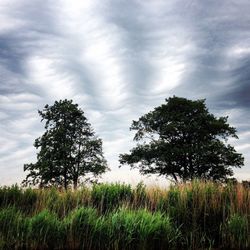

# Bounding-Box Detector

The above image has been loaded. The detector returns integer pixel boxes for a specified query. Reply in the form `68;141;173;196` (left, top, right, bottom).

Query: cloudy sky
0;0;250;185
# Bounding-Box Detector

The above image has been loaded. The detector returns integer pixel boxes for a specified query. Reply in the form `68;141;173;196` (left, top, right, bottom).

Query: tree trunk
64;167;68;190
64;178;67;190
73;178;78;190
172;172;178;184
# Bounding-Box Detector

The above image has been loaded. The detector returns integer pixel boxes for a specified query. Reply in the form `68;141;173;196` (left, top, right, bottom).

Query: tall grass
91;183;133;212
0;181;249;249
66;207;99;249
0;207;27;248
223;213;249;249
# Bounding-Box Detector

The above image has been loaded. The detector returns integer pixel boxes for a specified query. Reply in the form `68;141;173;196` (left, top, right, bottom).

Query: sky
0;0;250;186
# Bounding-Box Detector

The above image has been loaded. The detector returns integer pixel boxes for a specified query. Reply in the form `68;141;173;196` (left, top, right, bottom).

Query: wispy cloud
0;0;250;184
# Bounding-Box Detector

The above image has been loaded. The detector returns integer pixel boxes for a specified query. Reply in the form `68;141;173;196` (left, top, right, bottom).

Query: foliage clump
120;96;244;183
23;99;108;189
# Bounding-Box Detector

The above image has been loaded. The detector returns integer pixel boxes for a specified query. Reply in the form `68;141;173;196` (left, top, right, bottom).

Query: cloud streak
0;0;250;185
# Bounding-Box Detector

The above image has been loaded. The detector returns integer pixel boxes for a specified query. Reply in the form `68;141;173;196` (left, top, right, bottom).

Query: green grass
0;181;249;249
28;210;65;249
91;182;133;212
224;213;249;249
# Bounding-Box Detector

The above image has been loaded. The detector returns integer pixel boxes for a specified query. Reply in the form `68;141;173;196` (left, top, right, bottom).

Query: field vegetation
0;181;249;249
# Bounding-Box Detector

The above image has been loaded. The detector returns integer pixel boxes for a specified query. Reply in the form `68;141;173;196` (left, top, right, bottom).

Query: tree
23;99;108;189
119;96;244;183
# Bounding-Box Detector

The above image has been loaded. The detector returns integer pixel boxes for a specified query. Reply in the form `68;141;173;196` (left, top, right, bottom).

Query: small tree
119;96;244;183
23;99;108;189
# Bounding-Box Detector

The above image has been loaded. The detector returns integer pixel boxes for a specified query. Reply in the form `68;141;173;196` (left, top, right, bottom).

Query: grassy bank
0;181;249;249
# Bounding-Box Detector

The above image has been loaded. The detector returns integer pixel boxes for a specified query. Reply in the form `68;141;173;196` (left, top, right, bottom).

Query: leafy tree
23;100;108;189
119;96;244;183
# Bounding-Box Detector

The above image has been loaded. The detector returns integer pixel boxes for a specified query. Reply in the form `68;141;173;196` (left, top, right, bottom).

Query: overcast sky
0;0;250;185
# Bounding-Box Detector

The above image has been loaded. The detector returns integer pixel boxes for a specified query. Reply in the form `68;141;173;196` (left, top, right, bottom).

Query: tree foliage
23;99;108;189
119;96;244;183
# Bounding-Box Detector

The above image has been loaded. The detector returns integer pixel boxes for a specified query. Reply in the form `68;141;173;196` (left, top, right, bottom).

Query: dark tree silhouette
23;99;108;189
119;96;244;183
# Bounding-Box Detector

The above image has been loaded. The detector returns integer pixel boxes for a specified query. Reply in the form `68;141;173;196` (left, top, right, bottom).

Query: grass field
0;181;249;249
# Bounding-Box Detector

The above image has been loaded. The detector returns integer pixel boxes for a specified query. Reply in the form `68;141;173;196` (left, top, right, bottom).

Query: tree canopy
23;99;108;189
119;96;244;183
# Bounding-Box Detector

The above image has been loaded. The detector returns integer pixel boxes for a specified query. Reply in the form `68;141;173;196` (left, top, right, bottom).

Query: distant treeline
0;180;249;249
